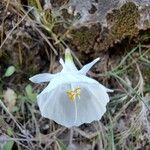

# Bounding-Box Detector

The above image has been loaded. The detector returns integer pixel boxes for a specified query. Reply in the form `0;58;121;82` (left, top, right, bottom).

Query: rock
50;0;150;52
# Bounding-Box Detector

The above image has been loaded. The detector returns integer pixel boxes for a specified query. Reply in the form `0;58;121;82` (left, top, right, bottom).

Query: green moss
61;9;74;21
69;24;101;52
111;2;139;38
51;0;67;7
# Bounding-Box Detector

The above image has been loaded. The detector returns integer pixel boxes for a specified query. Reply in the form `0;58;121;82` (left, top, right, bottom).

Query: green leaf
12;106;19;112
25;84;37;103
57;139;68;150
3;141;14;150
25;84;33;97
4;66;15;77
7;128;14;136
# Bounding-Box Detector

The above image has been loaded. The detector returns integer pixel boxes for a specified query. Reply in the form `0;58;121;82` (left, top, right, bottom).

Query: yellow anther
66;88;81;101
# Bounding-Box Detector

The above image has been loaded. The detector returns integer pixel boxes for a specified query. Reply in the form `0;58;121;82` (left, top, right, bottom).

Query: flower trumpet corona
29;48;113;127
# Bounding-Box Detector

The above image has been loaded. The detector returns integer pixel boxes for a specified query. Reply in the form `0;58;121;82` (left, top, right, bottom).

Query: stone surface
50;0;150;52
67;0;150;28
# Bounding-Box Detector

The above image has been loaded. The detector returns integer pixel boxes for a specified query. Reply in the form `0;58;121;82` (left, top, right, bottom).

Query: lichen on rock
109;2;139;38
50;0;150;53
68;24;101;53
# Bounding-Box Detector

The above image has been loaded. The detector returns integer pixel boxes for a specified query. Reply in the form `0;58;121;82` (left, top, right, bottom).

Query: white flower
29;48;113;127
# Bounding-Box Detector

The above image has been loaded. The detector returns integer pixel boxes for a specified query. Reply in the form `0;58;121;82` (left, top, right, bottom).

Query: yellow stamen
66;88;81;101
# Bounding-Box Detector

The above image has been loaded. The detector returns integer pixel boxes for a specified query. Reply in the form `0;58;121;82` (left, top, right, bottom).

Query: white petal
29;73;58;83
38;73;98;96
65;61;78;72
37;82;110;127
106;88;114;92
88;83;110;106
73;83;109;126
79;57;100;75
37;84;76;127
59;58;65;68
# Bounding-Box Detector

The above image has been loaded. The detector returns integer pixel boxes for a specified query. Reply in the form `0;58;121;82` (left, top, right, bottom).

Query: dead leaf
3;88;17;112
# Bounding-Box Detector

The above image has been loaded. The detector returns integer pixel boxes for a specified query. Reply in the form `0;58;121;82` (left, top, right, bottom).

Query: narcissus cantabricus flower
29;48;113;127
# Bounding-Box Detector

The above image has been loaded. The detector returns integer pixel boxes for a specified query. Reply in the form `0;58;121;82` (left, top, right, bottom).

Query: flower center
66;88;81;101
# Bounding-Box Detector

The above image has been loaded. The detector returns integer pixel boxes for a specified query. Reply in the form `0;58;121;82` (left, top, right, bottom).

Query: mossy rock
62;2;142;53
50;0;68;7
67;24;101;53
110;2;139;38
